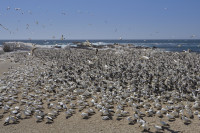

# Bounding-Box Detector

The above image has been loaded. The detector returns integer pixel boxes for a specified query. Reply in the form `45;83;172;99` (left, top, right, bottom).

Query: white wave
92;42;108;46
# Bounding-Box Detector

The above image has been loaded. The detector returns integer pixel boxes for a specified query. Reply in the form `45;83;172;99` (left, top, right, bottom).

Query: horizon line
0;38;200;40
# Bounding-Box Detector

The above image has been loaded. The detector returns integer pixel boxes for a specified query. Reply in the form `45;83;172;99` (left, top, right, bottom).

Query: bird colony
0;46;200;132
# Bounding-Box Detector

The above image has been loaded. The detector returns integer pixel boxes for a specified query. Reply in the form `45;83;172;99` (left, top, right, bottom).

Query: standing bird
96;48;99;55
31;45;37;56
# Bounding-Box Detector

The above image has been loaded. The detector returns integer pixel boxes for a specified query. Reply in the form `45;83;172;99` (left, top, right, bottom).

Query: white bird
11;110;18;114
45;116;53;124
146;110;154;117
154;125;163;132
197;114;200;120
65;110;72;119
10;116;18;124
137;118;146;126
182;116;191;124
191;34;196;38
142;56;149;60
62;104;68;110
172;110;179;118
16;113;22;119
121;110;129;117
15;106;20;110
166;113;175;121
161;108;167;114
47;103;54;109
127;116;135;125
35;115;43;122
140;122;150;131
87;108;95;115
102;116;110;120
15;8;21;11
81;112;89;119
194;110;199;115
4;116;10;126
100;108;109;116
160;120;169;127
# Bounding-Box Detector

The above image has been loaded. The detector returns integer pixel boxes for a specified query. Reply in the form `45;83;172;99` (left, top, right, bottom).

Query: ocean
0;39;200;53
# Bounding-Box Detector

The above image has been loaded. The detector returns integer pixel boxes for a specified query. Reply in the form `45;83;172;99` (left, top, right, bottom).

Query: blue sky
0;0;200;39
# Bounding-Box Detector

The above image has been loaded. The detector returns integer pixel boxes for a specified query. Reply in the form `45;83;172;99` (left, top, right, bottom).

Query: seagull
0;24;9;31
191;35;196;38
61;12;66;15
26;24;29;29
127;116;135;125
28;10;32;15
15;8;21;11
160;120;169;127
7;7;10;10
154;125;163;132
81;112;89;119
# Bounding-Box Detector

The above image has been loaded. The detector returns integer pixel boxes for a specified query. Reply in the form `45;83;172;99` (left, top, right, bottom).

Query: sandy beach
0;46;200;133
0;58;19;77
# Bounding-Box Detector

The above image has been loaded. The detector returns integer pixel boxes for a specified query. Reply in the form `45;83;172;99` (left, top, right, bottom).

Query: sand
0;51;200;133
0;59;18;77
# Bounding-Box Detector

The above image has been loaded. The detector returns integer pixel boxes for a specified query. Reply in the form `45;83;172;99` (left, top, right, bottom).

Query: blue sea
0;39;200;53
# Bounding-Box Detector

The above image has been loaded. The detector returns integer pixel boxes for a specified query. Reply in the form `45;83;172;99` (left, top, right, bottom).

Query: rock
2;42;35;52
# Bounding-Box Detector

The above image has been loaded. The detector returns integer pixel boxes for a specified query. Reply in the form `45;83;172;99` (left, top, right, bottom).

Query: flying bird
15;8;21;11
61;12;66;15
28;10;32;15
26;24;30;29
7;7;10;10
0;24;9;31
191;35;196;38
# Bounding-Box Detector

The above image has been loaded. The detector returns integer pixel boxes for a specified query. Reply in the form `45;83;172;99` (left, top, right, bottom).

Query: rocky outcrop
2;42;35;52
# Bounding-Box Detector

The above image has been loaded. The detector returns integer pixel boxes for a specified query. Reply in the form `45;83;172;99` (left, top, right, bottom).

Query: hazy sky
0;0;200;39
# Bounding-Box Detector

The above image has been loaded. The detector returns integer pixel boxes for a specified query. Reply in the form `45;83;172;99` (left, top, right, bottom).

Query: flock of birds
0;6;60;38
0;45;200;132
0;6;98;39
0;5;198;40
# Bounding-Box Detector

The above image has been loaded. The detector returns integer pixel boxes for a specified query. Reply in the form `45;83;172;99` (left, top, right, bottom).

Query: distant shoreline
1;39;200;53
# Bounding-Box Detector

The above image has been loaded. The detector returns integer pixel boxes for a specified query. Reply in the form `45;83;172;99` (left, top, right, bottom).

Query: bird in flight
0;24;9;31
15;8;21;11
7;7;10;10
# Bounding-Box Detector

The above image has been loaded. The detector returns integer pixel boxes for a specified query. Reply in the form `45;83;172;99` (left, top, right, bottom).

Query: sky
0;0;200;40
